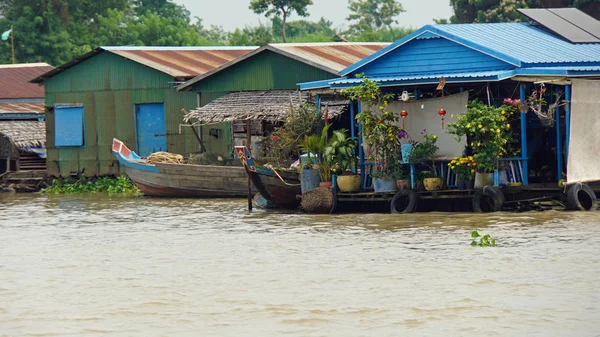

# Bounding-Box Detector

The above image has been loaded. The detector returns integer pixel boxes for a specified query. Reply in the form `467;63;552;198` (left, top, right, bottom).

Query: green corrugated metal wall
191;50;337;92
44;52;203;177
189;50;339;156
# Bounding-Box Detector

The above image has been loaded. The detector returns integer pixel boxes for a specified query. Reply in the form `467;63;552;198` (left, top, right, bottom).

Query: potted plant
407;131;441;191
299;133;323;194
448;156;476;190
324;129;360;192
342;76;405;193
447;99;516;189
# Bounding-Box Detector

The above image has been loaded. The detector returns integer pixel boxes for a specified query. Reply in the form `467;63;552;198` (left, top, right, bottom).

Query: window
54;105;84;147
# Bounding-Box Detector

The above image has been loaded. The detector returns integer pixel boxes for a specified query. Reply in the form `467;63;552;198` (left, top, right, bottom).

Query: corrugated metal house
177;42;389;156
299;9;600;188
0;62;53;173
32;46;255;177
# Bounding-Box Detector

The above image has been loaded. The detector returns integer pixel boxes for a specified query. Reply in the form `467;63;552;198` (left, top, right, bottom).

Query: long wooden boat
112;138;253;198
235;146;301;209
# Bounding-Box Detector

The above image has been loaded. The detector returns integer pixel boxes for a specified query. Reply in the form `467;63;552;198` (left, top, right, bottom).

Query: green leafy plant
470;231;497;247
407;131;440;177
300;124;333;182
41;176;141;194
342;75;405;179
263;103;321;168
323;129;358;175
447;99;517;173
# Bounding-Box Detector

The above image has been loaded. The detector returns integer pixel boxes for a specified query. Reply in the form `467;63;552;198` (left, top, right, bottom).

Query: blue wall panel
135;103;166;157
359;37;512;77
55;106;84;147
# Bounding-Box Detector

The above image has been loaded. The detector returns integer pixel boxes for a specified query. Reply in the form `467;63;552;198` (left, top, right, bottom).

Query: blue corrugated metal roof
319;70;515;89
341;22;600;76
434;23;600;64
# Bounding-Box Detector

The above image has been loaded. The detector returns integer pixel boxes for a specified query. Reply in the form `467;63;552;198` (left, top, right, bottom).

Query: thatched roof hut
184;90;348;125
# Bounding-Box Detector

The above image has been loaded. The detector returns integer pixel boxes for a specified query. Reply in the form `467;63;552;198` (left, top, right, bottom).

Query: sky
173;0;454;31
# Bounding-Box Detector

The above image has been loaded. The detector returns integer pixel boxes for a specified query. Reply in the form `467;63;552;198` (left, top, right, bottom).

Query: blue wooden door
135;103;166;157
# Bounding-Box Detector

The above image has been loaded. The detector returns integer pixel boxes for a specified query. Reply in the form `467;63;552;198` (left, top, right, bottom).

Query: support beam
357;101;365;190
350;101;357;175
520;83;529;185
315;94;321;115
556;90;563;182
565;85;571;163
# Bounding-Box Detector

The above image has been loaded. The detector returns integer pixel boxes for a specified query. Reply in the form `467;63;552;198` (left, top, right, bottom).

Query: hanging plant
525;85;566;127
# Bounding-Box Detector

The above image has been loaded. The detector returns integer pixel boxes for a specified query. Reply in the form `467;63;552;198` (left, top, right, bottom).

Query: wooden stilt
246;119;253;211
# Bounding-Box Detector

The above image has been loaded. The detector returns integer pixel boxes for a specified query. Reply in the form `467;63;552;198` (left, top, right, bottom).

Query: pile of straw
146;152;185;164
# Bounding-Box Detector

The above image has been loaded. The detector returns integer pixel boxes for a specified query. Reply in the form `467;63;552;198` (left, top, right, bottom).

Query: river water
0;194;599;337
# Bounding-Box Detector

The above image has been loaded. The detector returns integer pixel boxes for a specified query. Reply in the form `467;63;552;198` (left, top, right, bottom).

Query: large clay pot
337;175;361;192
319;181;332;187
300;169;321;194
423;177;443;191
396;179;410;191
373;177;398;193
474;172;494;189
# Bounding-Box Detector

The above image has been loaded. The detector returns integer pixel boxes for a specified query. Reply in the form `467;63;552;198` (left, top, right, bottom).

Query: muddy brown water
1;194;599;336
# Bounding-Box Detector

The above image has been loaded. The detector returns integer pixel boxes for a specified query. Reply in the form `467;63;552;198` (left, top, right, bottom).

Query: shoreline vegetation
40;176;141;195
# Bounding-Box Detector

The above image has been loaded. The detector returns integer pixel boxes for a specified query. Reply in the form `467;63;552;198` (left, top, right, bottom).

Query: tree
346;0;405;35
271;16;335;41
249;0;313;42
448;0;600;23
228;23;274;46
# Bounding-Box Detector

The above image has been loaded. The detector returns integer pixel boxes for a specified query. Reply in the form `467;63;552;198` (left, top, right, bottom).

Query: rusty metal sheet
105;47;256;78
0;103;45;114
0;63;53;99
271;43;390;73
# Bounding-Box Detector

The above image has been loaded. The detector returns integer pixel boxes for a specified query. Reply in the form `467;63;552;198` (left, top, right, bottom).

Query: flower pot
373;177;398;193
319;181;332;187
456;180;466;190
423;177;443;191
474;172;494;189
337;175;361;192
300;169;321;194
465;180;475;190
396;179;410;191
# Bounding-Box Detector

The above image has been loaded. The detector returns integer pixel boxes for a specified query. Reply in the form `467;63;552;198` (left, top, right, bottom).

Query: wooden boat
112;138;253;198
235;146;301;209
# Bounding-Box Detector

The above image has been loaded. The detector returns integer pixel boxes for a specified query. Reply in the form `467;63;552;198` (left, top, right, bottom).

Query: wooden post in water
246;119;253;211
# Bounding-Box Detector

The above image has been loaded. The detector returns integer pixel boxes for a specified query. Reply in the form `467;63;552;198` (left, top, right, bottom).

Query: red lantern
400;109;408;129
438;108;447;128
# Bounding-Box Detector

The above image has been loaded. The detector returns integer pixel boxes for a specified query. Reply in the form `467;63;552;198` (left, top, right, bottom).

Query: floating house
0;63;53;174
32;46;255;177
300;8;600;192
178;42;389;157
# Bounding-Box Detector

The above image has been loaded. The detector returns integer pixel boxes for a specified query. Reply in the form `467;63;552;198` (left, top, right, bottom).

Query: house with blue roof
300;11;600;192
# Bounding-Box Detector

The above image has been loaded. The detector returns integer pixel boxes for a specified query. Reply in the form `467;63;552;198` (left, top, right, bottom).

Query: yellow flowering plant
448;156;477;180
447;99;517;173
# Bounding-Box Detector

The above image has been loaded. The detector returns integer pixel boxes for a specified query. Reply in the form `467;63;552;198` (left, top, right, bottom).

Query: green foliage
447;0;599;23
407;132;440;177
447;100;517;173
263;104;321;168
324;129;358;174
227;23;275;46
342;75;405;179
347;26;413;42
471;231;497;247
300;124;333;181
346;0;405;35
0;0;216;65
249;0;313;42
41;176;141;194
